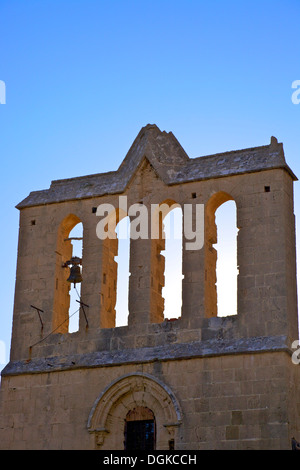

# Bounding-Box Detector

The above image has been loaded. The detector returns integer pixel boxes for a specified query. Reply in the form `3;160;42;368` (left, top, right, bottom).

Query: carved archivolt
87;372;182;449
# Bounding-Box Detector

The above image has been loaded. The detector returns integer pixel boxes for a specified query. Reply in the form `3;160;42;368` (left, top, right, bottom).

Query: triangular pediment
117;124;190;189
16;124;293;209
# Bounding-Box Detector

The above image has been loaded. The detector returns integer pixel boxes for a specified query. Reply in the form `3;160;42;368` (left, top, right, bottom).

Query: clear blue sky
0;0;299;373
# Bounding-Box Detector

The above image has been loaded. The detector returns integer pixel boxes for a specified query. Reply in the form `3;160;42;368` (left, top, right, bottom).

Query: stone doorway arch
87;372;182;450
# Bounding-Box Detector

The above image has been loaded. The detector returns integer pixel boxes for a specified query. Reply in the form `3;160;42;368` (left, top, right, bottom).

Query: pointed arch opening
205;192;238;318
87;372;182;450
99;206;130;328
115;216;130;327
53;214;83;333
215;201;238;316
161;207;183;320
151;201;183;322
68;222;83;332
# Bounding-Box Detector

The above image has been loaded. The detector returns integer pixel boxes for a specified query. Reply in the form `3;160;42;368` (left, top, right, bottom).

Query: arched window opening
205;193;238;318
115;216;130;327
124;407;156;451
67;222;83;332
99;207;130;329
215;201;238;316
161;207;183;320
53;214;82;333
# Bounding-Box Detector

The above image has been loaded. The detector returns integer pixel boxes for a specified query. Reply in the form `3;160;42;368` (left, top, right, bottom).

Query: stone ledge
1;335;291;377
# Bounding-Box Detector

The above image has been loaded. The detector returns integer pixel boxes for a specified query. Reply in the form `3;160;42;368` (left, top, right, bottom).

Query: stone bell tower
0;124;299;450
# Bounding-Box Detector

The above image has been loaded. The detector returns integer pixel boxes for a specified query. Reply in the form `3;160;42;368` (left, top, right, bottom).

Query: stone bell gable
0;124;299;450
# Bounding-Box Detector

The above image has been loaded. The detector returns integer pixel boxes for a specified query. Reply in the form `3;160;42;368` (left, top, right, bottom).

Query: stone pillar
128;236;153;326
181;200;205;327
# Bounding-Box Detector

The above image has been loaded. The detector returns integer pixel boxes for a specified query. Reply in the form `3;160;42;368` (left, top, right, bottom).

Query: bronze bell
67;264;82;287
66;256;83;287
